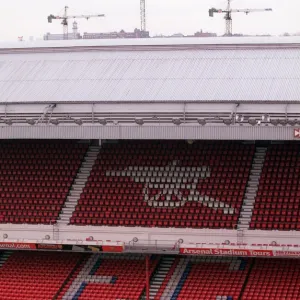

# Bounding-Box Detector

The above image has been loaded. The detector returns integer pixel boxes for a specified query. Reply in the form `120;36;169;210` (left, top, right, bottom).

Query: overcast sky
0;0;299;41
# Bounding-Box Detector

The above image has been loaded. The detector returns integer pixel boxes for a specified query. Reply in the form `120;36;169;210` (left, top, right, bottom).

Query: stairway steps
147;256;176;300
238;146;267;230
56;145;100;226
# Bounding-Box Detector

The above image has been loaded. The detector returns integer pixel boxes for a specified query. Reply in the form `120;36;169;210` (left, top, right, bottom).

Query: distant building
170;33;185;37
192;30;217;37
153;30;217;38
44;22;81;40
43;33;81;40
83;29;149;39
44;23;149;40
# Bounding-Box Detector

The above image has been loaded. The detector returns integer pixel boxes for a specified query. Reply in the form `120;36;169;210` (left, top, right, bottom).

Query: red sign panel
180;247;273;257
274;251;300;258
180;247;300;258
0;242;124;253
0;242;36;250
102;245;124;253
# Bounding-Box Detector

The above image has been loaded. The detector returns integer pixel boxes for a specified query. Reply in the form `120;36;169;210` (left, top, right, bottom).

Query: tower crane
209;0;272;36
140;0;146;32
48;6;105;40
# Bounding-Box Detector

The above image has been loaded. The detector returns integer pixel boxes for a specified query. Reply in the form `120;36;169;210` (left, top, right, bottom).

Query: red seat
251;145;300;231
0;142;88;224
72;141;255;229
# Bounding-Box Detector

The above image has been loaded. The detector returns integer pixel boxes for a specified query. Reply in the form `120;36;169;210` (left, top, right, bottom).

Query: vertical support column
146;254;150;300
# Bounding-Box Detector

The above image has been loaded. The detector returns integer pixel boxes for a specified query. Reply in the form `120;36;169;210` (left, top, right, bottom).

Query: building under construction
44;21;149;40
82;28;149;39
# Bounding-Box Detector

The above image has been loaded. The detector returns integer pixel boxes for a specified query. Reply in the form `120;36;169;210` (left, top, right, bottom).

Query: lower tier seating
177;257;249;300
0;251;83;300
1;252;300;300
71;141;254;229
64;254;159;300
242;259;300;300
250;144;300;230
0;141;88;224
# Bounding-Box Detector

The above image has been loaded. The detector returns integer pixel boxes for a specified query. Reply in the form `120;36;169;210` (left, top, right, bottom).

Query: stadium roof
0;36;300;104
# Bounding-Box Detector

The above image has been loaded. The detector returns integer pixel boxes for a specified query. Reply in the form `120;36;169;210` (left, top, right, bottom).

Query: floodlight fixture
98;119;107;125
197;119;206;126
74;119;83;126
248;118;257;126
172;118;181;126
3;119;13;126
270;119;279;126
27;119;35;125
288;119;297;126
223;118;232;126
279;119;287;126
50;119;59;125
135;118;144;125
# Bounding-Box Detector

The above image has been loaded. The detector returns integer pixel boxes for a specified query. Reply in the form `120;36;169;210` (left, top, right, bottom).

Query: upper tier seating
0;251;83;300
75;254;158;300
242;258;300;300
71;141;255;229
177;257;249;300
0;141;88;224
250;144;300;230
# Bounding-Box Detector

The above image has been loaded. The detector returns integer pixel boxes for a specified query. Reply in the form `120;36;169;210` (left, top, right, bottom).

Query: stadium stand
250;144;300;230
57;253;158;300
2;251;300;300
1;37;300;300
242;258;300;300
71;141;255;229
0;141;88;224
153;257;180;300
0;251;84;300
176;257;249;300
57;254;91;300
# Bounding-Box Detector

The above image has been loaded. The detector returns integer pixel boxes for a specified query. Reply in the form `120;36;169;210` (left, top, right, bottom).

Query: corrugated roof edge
0;36;300;51
1;100;300;105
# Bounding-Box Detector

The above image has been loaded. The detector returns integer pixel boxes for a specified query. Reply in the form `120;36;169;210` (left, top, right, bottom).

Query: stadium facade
1;37;300;299
0;38;300;252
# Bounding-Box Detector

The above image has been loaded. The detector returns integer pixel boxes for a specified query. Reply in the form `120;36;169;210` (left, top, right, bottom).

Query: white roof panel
1;36;300;49
0;38;299;103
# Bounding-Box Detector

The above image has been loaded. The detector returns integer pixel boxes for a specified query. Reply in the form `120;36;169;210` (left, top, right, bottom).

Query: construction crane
48;6;105;40
140;0;146;32
209;0;272;36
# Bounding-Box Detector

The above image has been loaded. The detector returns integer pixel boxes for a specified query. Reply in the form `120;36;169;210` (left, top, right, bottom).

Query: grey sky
0;0;299;41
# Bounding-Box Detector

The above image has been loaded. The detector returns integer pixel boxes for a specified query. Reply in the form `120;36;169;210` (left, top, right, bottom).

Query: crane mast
140;0;146;32
209;0;272;36
48;6;105;40
225;0;232;37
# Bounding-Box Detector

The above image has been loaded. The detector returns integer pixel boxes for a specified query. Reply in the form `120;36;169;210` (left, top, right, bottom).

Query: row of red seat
1;252;299;299
0;141;88;224
251;144;300;230
0;251;83;299
72;141;253;229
